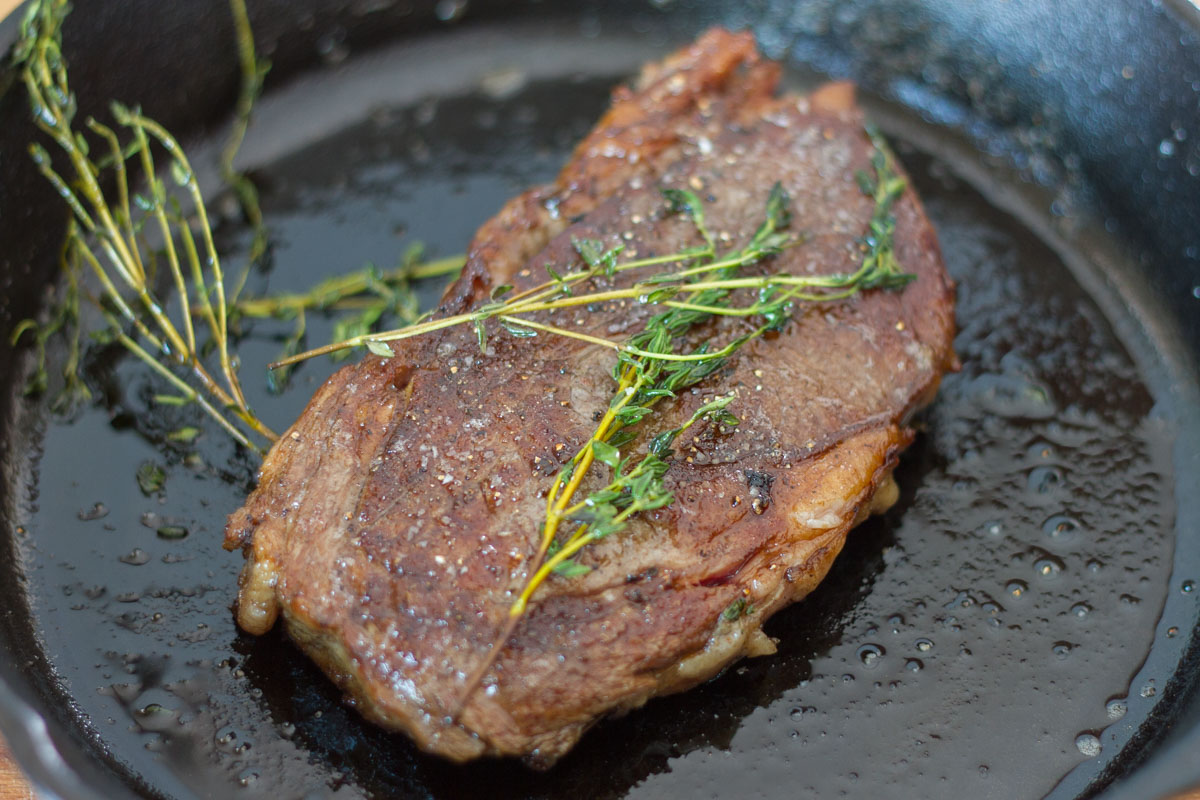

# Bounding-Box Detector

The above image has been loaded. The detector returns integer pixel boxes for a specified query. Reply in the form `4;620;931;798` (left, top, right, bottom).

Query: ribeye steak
225;28;957;766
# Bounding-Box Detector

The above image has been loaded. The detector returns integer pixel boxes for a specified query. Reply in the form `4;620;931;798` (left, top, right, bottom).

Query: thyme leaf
365;340;395;358
572;237;624;277
136;461;166;496
722;597;755;622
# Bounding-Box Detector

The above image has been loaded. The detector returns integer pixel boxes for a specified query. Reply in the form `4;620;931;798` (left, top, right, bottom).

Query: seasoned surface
225;29;957;765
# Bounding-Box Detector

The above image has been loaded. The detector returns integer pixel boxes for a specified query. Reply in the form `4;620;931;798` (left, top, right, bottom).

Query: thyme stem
13;0;277;451
223;0;269;304
233;254;464;319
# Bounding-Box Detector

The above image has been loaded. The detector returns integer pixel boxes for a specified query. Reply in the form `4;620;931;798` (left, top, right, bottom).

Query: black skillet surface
1;1;1199;799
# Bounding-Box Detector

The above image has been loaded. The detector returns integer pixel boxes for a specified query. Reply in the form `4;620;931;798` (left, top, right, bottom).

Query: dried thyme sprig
12;0;277;452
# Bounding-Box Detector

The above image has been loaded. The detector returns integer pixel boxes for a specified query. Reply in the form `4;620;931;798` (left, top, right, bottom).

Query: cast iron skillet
1;1;1199;798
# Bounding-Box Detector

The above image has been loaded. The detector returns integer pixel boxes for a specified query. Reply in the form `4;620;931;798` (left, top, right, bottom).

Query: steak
225;28;957;766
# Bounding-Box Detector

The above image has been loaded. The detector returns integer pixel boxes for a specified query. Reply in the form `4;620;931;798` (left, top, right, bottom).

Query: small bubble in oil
1140;680;1157;698
1167;626;1180;638
238;768;260;787
1006;579;1029;598
1120;593;1141;608
1026;441;1056;461
904;658;923;672
315;30;349;66
856;643;884;669
77;502;108;521
1106;697;1127;720
1027;465;1064;495
1069;602;1091;618
915;638;933;652
978;520;1004;537
1075;733;1101;757
134;703;178;732
1042;513;1081;540
1182;580;1196;594
1034;555;1064;579
1052;641;1073;660
435;0;468;22
119;548;150;566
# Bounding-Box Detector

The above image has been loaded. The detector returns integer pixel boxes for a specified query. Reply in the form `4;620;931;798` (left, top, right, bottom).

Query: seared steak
225;29;957;766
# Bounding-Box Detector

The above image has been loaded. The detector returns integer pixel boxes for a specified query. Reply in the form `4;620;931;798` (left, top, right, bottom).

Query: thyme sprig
519;185;796;611
12;0;276;452
857;123;909;284
533;394;738;582
453;138;915;712
8;224;91;412
271;178;910;371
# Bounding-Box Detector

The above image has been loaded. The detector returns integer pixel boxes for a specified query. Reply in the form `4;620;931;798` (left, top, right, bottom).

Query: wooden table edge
1;9;37;800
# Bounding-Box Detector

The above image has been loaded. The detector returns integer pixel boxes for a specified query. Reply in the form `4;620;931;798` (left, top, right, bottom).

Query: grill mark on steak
224;28;957;767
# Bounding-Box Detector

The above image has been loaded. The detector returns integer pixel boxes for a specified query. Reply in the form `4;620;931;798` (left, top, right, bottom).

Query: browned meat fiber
225;28;957;767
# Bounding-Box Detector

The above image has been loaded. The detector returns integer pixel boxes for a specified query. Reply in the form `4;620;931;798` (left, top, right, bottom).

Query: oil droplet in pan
856;643;885;668
1075;733;1102;758
1106;697;1128;720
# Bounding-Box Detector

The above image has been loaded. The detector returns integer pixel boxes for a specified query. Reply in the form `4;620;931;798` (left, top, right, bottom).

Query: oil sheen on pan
9;22;1177;800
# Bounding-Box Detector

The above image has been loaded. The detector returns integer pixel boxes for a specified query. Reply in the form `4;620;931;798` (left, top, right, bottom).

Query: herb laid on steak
224;28;958;767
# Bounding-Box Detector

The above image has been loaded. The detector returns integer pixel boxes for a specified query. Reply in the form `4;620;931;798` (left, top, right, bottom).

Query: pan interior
5;19;1193;800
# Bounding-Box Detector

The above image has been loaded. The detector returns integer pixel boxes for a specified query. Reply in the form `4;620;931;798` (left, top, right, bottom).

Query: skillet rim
0;1;1198;798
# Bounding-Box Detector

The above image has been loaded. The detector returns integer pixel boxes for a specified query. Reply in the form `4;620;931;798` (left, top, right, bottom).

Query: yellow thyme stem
234;254;465;318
